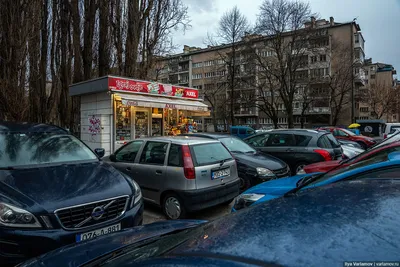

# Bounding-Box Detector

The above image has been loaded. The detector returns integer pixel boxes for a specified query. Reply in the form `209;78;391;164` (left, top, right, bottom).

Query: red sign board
108;77;199;99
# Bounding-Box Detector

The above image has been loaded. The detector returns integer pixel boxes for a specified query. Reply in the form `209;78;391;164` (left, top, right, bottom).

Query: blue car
21;179;400;267
0;122;144;266
232;151;400;211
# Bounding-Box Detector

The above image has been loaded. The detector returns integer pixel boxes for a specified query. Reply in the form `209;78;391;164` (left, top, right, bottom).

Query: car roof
247;128;323;136
180;133;234;140
0;121;68;134
134;136;219;145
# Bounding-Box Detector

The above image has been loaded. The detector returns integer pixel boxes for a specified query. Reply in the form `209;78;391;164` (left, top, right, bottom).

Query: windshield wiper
230;150;244;154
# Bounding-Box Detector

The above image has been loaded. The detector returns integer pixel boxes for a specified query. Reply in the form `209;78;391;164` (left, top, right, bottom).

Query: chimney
183;45;189;53
311;16;316;28
329;16;334;26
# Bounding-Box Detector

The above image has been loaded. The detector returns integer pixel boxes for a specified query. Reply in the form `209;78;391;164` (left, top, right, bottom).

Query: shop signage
165;104;177;109
121;98;208;112
109;77;199;99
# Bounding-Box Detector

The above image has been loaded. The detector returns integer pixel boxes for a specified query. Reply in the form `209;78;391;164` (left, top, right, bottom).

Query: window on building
192;73;202;79
311;56;317;63
204;72;215;78
320;55;327;62
370;74;376;79
204;60;214;67
193;85;203;90
354;33;359;43
360;107;369;112
294;102;300;109
216;70;226;76
192;62;203;68
365;70;369;75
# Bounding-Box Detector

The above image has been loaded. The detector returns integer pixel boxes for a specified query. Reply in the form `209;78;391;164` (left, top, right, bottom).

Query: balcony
234;107;258;116
354;68;366;86
354;32;365;52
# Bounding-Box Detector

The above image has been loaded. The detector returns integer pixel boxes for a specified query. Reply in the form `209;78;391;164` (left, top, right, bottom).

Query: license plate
212;168;230;180
76;223;121;242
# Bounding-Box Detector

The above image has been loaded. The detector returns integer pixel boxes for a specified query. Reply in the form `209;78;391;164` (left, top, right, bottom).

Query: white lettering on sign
186;91;197;97
165;104;177;109
116;80;142;92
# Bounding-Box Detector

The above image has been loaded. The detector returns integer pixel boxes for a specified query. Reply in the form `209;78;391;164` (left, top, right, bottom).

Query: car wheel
163;193;186;220
294;163;307;175
239;176;251;192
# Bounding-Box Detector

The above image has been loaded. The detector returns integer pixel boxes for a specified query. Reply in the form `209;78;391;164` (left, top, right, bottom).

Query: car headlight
256;167;275;178
0;203;41;228
296;169;306;175
129;179;142;208
234;193;265;210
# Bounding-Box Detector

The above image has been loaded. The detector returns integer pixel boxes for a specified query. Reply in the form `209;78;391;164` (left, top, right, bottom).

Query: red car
301;139;400;174
317;127;376;149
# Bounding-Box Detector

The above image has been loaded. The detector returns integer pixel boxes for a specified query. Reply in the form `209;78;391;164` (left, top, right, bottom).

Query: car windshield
341;128;356;136
0;133;98;168
309;154;389;186
219;137;256;153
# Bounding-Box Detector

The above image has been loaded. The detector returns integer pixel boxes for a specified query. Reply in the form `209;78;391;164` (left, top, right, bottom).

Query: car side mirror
109;154;116;162
94;148;105;158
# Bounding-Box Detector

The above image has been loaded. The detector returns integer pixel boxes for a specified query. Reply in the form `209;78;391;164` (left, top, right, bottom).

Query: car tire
293;162;307;176
239;176;251;192
162;193;186;220
356;141;368;150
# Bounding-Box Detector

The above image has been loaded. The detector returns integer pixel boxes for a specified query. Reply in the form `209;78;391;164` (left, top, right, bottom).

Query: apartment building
357;60;398;121
154;16;367;130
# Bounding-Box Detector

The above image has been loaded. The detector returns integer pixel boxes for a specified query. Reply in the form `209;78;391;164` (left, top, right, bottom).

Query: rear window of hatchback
190;142;233;166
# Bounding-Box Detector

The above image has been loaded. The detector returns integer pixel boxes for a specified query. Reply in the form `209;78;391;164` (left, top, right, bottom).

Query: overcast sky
174;0;400;78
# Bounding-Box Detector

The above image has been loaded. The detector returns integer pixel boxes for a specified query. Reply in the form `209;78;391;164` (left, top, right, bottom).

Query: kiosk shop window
115;100;131;141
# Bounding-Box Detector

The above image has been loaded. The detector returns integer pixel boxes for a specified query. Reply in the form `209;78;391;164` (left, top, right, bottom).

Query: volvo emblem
91;206;105;220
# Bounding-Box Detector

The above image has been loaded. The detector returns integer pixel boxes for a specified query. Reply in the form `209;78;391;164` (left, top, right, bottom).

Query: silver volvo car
103;136;240;219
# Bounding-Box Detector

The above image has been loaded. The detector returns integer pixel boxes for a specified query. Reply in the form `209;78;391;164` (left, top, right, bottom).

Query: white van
382;123;400;139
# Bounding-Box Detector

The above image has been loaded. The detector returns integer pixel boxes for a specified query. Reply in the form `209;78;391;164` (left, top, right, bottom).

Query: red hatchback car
301;134;400;174
317;127;376;149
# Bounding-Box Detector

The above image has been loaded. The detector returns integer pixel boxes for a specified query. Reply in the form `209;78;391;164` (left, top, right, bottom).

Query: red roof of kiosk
108;76;199;99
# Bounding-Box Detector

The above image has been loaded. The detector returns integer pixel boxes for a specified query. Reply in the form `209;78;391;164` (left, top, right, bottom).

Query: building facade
154;17;368;130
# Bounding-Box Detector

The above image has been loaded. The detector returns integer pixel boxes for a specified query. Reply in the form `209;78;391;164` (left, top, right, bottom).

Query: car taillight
182;145;195;179
384;134;387;139
314;149;332;161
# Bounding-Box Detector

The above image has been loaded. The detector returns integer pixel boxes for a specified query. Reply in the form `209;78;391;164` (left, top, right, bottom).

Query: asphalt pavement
143;201;234;224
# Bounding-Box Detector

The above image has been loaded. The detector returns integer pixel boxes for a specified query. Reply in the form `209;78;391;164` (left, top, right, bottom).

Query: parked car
0;122;143;266
21;179;400;267
341;144;364;160
337;139;363;149
232;151;400;212
382;122;400;139
301;132;400;174
229;126;255;139
243;129;342;175
179;133;290;190
103;137;240;220
317;126;376;149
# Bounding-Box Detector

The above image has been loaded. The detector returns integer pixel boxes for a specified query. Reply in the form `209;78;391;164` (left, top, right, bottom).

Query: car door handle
126;167;132;171
155;170;163;175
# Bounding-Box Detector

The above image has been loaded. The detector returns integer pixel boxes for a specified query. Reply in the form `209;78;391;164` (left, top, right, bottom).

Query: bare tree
367;82;398;120
209;6;250;126
255;0;314;128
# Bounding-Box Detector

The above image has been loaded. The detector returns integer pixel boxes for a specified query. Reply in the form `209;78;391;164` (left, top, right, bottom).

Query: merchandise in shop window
115;100;131;141
135;111;149;138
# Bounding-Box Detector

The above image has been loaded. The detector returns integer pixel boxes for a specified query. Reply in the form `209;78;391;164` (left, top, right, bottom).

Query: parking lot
143;202;234;224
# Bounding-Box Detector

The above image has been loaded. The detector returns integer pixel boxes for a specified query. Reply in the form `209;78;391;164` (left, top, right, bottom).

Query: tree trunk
70;0;83;82
39;0;49;122
83;0;97;80
99;0;110;76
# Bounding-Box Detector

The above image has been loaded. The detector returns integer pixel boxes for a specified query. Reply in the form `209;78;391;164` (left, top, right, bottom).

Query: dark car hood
0;161;132;212
233;151;286;170
20;220;207;267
